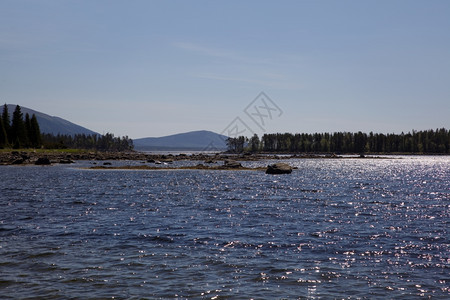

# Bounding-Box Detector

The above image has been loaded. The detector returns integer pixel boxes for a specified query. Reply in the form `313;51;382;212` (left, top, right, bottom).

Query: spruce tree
25;113;31;148
0;115;7;148
11;105;27;148
29;114;42;148
2;104;11;143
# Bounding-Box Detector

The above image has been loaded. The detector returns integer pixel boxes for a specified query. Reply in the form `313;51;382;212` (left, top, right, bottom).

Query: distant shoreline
1;149;446;166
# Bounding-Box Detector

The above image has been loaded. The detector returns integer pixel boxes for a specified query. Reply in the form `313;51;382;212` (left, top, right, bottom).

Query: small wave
0;279;16;288
0;225;17;232
135;234;175;243
25;251;60;259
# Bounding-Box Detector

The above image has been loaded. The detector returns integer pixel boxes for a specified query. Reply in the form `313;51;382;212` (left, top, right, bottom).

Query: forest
227;129;450;154
1;104;133;152
41;133;134;152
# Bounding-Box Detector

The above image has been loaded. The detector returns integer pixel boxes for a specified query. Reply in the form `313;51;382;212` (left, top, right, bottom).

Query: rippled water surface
1;157;449;299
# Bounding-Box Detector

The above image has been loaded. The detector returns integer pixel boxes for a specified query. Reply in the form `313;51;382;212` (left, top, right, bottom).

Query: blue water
0;157;448;299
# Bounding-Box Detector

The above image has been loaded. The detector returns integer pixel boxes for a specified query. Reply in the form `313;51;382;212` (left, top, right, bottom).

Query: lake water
0;156;448;299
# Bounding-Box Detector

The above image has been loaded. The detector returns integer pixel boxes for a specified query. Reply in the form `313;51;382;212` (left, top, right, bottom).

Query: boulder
266;163;293;174
59;159;75;164
223;159;242;168
20;153;30;160
12;158;25;165
35;157;51;165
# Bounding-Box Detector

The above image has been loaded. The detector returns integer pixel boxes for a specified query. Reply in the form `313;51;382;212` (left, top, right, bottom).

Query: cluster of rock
91;160;297;174
223;159;242;168
0;151;74;165
0;151;155;165
220;160;294;174
1;151;300;174
0;149;356;166
0;151;238;166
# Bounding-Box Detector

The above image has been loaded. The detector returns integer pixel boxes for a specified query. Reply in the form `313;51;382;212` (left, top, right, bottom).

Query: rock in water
35;157;51;165
223;159;242;168
59;159;75;164
266;163;293;174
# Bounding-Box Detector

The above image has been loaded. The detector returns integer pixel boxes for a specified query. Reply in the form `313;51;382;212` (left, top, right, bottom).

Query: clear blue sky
1;0;449;139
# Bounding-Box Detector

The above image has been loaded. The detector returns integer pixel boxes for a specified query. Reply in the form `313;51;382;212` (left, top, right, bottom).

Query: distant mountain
134;130;228;151
6;104;98;136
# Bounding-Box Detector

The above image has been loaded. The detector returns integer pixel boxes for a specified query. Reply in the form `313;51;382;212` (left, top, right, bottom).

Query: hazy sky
1;0;449;139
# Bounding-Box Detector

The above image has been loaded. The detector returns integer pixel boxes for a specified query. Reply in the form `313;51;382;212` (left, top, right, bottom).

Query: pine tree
11;105;27;148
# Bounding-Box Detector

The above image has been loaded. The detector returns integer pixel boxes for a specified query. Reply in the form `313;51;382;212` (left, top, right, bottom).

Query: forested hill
1;104;132;151
6;104;98;136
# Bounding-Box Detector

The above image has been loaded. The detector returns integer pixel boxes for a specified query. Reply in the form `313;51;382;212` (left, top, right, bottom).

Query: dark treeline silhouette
227;129;450;154
41;133;133;152
1;104;41;149
1;104;133;151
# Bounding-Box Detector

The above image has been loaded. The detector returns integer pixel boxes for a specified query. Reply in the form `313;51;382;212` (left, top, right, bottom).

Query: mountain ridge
3;105;229;151
5;104;98;136
134;130;228;151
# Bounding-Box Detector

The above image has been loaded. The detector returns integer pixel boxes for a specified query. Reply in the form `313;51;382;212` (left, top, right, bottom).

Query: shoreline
0;149;440;166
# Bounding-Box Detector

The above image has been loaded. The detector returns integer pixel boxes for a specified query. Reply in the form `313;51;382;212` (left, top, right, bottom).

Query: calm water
0;157;448;299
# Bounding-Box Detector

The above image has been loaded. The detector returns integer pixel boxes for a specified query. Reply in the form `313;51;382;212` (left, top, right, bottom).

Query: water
0;157;448;299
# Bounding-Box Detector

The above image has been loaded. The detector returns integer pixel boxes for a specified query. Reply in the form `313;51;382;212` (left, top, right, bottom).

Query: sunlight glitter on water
0;156;448;298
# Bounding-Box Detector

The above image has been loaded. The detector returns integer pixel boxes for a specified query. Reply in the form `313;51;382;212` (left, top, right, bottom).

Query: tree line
41;133;133;152
1;104;42;148
227;129;450;154
1;104;133;151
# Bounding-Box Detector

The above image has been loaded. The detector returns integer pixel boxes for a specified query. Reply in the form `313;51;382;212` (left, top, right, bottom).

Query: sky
1;0;449;139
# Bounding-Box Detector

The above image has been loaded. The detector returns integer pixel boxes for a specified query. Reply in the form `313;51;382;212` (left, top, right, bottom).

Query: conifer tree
11;105;27;148
2;104;11;143
0;115;7;148
249;134;260;152
29;114;42;147
25;113;31;148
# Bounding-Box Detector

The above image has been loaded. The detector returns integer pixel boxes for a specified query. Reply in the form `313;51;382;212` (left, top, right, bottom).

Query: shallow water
0;156;449;299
